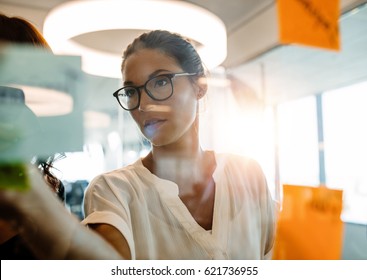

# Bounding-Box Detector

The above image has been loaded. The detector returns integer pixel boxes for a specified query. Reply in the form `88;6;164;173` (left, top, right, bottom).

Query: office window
323;81;367;224
277;96;320;186
200;83;276;198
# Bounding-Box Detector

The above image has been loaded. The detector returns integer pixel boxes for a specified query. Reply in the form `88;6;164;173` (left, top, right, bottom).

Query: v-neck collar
133;153;230;259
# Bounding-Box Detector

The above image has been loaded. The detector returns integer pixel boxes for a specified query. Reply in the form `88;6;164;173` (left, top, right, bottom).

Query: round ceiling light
43;0;227;78
16;85;73;117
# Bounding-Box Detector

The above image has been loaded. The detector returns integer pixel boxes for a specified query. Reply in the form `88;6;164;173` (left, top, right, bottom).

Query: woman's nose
138;88;154;112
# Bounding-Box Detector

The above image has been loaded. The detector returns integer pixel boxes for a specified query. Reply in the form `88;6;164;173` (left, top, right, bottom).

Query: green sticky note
0;162;30;191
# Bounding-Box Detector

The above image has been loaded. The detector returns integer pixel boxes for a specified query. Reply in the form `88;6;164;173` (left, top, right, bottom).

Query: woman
0;13;121;260
82;30;276;259
0;13;64;259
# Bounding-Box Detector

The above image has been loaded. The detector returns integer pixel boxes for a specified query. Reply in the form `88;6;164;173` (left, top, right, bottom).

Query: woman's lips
144;119;165;127
143;119;166;137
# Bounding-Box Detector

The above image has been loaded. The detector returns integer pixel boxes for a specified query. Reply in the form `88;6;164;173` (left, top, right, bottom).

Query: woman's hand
0;163;123;259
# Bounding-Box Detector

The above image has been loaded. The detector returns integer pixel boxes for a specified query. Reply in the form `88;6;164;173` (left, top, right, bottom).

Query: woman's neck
141;118;212;182
143;143;204;173
143;145;216;188
150;119;201;161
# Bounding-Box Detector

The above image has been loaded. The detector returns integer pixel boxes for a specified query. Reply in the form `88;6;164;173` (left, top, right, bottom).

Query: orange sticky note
272;185;344;259
277;0;340;50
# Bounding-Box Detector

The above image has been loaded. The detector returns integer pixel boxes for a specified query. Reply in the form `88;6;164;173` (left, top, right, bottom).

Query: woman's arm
0;164;123;259
89;223;132;259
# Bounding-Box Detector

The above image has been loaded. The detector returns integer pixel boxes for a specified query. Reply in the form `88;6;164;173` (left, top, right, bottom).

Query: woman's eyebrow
123;69;173;86
148;69;171;78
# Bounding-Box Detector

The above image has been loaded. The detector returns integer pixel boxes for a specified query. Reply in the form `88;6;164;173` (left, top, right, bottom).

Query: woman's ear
196;76;208;99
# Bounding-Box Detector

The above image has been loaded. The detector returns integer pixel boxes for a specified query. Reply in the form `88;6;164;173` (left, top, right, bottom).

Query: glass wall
277;80;367;224
323;81;367;224
277;96;320;187
54;74;367;225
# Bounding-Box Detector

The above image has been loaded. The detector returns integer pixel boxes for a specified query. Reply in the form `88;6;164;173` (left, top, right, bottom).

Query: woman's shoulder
213;152;267;186
86;158;147;192
214;152;271;200
93;158;144;179
214;152;262;170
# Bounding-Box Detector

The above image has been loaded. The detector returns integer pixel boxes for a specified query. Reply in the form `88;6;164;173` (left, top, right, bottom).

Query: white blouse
82;153;276;260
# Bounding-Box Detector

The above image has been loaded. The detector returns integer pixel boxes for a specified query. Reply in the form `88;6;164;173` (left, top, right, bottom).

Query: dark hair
36;154;65;202
121;30;206;79
0;13;51;51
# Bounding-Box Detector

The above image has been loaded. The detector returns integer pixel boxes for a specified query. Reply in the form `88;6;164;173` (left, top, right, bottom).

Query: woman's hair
0;13;51;51
121;30;206;80
36;154;65;202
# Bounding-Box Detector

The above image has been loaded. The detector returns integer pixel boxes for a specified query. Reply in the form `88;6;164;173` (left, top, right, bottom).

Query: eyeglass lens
116;75;173;110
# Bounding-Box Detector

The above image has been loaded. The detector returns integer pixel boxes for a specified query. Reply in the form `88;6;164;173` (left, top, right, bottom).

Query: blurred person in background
0;13;66;259
0;13;123;260
0;13;51;48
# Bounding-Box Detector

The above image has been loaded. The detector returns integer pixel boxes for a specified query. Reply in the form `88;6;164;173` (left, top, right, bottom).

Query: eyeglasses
112;72;197;111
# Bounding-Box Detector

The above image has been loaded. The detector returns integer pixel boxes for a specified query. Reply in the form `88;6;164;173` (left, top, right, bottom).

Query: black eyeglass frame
112;72;197;111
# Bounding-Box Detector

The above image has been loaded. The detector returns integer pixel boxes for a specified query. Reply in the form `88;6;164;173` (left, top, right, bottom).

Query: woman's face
122;49;201;147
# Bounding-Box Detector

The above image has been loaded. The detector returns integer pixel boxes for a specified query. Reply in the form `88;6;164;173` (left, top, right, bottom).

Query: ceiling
0;0;275;67
0;0;274;108
0;0;274;33
1;0;367;144
229;2;367;105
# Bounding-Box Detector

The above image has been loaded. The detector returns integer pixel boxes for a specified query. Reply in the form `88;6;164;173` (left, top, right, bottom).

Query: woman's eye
123;88;136;97
154;78;169;87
